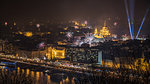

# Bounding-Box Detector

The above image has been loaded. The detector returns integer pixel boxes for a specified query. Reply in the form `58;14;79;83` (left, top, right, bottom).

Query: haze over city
0;0;150;35
0;0;150;84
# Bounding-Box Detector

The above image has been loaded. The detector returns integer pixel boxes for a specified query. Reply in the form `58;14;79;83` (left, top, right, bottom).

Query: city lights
94;22;110;38
24;32;33;37
0;0;149;84
14;22;16;26
5;22;7;26
136;7;150;39
36;24;40;28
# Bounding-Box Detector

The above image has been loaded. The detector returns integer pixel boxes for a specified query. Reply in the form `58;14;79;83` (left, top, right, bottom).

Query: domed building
94;21;111;38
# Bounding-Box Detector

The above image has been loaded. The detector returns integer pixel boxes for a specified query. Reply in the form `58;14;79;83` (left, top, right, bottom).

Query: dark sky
0;0;149;19
0;0;150;35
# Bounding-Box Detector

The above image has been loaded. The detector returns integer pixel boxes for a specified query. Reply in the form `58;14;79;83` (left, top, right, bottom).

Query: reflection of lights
26;69;30;76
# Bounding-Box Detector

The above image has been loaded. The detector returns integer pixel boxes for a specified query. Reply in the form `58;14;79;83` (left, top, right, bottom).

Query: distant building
16;45;65;60
65;47;99;63
94;21;111;38
16;49;46;59
47;47;65;59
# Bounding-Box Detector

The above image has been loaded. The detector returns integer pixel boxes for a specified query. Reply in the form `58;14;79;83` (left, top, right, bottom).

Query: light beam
136;8;149;39
129;0;135;39
124;0;133;39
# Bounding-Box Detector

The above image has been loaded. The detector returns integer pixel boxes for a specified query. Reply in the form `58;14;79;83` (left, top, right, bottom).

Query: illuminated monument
94;28;100;38
52;47;65;59
100;21;111;37
46;47;65;60
94;21;111;38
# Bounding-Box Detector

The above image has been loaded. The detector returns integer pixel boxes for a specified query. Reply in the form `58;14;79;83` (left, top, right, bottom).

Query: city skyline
0;0;150;36
0;1;150;83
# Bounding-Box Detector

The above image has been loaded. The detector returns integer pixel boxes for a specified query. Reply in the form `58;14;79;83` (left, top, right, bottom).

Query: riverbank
0;54;150;84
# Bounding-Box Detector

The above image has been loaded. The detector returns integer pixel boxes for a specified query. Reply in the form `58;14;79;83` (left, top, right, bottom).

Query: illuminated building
52;47;65;59
19;31;23;34
94;21;111;38
64;27;68;30
122;34;129;41
72;21;88;27
24;32;33;37
94;28;103;38
134;53;150;71
47;32;51;34
81;24;85;27
15;46;65;60
99;21;110;37
111;34;117;38
74;21;79;26
94;28;98;34
46;47;65;60
65;47;99;63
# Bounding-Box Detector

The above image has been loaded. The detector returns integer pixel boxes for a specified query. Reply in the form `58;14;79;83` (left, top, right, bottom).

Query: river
0;65;77;84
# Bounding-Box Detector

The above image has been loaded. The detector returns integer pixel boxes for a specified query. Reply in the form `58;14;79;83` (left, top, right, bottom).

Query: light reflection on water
1;66;76;84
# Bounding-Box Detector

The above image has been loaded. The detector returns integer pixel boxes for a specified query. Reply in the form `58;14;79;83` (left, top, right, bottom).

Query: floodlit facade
94;21;111;38
47;47;65;60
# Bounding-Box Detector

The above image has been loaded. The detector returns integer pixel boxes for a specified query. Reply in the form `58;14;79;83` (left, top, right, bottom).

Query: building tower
94;27;103;38
94;28;98;34
99;21;110;37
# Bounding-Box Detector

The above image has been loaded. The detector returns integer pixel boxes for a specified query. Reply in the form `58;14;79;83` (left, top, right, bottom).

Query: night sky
0;0;150;35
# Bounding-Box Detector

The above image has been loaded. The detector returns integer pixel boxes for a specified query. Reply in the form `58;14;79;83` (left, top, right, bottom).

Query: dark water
0;66;76;84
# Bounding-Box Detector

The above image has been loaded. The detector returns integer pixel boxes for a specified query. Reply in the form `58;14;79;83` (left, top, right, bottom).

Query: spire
100;21;111;37
104;20;106;27
14;22;16;26
94;28;98;34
